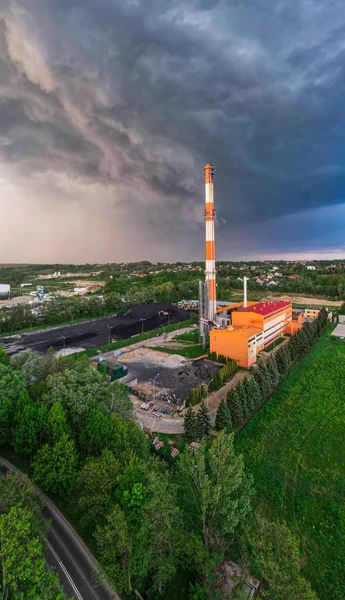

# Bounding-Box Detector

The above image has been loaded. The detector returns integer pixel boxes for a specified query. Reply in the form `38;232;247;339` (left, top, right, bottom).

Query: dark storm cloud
1;0;345;261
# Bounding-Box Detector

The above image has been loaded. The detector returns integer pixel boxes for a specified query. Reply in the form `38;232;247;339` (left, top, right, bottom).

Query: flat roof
237;300;291;317
216;301;256;314
214;325;261;339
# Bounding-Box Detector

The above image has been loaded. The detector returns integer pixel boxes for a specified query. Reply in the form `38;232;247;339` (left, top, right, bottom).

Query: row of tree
186;359;238;407
216;309;329;432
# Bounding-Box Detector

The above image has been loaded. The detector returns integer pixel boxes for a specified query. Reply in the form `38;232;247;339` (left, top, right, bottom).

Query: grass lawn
149;345;206;359
175;329;199;343
236;335;345;600
263;337;285;352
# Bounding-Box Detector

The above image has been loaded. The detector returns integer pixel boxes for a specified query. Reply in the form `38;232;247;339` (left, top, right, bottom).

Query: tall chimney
243;276;248;308
204;163;216;321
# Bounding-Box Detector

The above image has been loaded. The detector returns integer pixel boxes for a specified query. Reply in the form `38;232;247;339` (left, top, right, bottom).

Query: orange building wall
210;329;258;368
211;302;293;368
286;312;304;335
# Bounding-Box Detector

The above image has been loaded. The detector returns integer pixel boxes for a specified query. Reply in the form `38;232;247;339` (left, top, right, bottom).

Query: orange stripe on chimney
205;240;215;260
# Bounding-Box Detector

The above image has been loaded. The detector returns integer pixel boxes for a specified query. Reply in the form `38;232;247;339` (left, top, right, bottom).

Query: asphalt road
0;312;188;354
0;457;119;600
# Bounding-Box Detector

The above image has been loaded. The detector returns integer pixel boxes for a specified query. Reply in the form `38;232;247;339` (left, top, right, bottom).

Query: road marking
44;535;84;600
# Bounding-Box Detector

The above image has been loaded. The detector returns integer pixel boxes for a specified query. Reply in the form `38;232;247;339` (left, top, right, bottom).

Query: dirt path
230;291;342;307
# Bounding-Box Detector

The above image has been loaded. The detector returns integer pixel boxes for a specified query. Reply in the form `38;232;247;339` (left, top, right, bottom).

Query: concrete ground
332;323;345;338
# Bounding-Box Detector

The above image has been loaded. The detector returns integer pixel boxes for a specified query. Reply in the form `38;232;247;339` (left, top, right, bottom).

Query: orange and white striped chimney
204;163;216;321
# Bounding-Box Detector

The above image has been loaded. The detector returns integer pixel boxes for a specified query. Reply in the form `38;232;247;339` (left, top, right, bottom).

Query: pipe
204;163;216;321
243;277;248;308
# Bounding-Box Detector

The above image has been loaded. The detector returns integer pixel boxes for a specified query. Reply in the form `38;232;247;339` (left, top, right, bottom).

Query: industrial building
210;300;292;368
198;163;293;368
304;306;321;320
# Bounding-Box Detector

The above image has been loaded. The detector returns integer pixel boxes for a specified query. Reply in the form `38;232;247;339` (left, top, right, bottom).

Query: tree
244;378;256;414
43;362;108;426
0;473;66;600
265;356;279;389
79;408;112;457
47;402;71;445
0;344;8;365
108;412;149;462
237;381;249;417
77;450;121;533
141;470;182;594
95;505;134;595
184;407;197;441
275;344;290;374
179;431;253;590
196;402;212;439
0;362;26;401
215;400;232;432
253;363;271;400
226;387;244;429
12;397;48;460
189;582;209;600
106;382;134;420
248;514;319;600
32;434;78;497
250;376;262;407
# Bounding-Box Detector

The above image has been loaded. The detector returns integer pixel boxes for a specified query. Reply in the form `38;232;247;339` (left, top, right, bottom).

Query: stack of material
152;436;164;451
188;442;201;451
171;447;179;458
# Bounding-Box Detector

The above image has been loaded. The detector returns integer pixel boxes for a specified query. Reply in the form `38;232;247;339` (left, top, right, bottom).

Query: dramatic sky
1;0;345;263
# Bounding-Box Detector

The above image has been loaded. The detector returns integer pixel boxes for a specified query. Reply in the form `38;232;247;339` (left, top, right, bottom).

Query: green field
236;335;345;600
174;329;199;343
149;344;206;359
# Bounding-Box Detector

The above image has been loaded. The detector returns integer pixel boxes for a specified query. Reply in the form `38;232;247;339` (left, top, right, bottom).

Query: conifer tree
215;400;232;432
196;402;212;439
236;381;248;416
257;362;273;395
244;378;256;413
251;376;263;407
276;345;290;374
226;387;244;429
267;355;279;387
200;381;207;399
184;407;197;441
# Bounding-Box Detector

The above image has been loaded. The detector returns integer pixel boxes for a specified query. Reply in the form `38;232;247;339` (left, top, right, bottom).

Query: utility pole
140;318;145;335
107;325;111;344
61;335;66;354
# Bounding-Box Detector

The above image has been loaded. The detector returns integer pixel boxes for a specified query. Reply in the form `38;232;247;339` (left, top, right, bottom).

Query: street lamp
205;378;214;408
149;374;160;404
140;318;145;335
161;325;166;335
107;325;111;344
168;313;171;327
61;335;66;354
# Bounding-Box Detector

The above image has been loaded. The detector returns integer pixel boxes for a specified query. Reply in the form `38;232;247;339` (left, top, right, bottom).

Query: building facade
210;300;292;368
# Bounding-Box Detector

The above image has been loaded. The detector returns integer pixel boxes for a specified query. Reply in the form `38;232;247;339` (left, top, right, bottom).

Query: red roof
238;300;291;317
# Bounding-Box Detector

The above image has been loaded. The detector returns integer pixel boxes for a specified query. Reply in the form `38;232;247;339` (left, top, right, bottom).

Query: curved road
0;457;119;600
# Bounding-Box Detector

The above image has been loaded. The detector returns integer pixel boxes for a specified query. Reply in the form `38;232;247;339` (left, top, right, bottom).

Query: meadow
236;336;345;599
